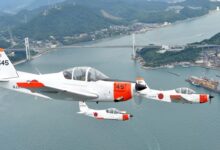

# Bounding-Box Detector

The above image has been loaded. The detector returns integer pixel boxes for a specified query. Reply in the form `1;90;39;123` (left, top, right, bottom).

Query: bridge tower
25;37;31;61
132;33;136;59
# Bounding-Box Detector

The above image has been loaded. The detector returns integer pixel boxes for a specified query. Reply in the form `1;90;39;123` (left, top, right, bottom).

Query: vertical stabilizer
0;48;18;79
79;101;89;113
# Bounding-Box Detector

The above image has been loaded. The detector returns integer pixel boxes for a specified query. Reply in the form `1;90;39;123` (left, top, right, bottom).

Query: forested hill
13;5;123;40
200;33;220;45
12;0;220;40
0;0;220;46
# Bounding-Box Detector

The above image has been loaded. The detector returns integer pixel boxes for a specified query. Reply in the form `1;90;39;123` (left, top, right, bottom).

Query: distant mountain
0;0;33;13
13;4;123;40
149;0;185;2
180;0;220;9
0;0;64;13
62;0;215;22
0;7;46;30
0;0;219;45
29;0;65;10
12;0;171;40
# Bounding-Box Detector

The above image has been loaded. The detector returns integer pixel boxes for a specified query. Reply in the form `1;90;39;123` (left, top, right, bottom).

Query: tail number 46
0;60;9;66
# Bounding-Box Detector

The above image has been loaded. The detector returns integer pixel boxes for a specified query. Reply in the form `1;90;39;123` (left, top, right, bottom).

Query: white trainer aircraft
137;79;214;104
0;48;146;103
0;48;212;105
78;101;133;121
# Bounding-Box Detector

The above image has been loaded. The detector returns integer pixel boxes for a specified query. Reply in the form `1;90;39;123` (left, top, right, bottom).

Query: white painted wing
0;79;9;82
17;80;98;100
40;84;98;100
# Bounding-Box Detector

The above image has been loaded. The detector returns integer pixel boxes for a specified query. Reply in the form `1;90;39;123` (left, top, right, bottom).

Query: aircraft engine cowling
122;114;133;121
113;82;132;102
200;94;209;103
135;78;147;91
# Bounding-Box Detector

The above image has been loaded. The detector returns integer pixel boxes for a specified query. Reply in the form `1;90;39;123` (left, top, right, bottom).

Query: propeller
134;96;142;105
131;57;148;106
133;78;148;105
209;94;214;104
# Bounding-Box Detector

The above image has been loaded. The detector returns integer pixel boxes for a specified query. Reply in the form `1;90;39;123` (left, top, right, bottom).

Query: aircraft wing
16;80;98;100
170;94;192;103
42;85;98;99
0;79;9;82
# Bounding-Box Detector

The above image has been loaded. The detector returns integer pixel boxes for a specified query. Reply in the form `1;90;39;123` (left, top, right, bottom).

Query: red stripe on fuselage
170;95;182;101
17;80;44;88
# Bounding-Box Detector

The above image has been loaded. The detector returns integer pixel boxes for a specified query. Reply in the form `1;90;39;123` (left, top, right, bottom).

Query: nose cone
209;95;214;99
130;114;133;118
200;94;208;103
122;114;130;121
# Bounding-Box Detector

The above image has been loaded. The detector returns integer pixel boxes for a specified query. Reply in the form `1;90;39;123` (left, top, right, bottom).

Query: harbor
1;9;220;150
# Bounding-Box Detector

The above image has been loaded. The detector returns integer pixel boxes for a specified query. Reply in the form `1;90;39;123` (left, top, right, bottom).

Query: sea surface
1;12;220;150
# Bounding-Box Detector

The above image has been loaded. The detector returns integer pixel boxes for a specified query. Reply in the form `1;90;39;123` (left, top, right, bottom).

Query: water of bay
1;12;220;150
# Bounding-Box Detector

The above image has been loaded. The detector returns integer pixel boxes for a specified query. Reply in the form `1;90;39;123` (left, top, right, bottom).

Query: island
137;32;220;68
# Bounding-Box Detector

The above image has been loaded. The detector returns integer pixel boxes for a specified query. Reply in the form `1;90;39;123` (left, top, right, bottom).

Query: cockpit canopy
175;87;195;94
63;67;108;81
106;108;122;114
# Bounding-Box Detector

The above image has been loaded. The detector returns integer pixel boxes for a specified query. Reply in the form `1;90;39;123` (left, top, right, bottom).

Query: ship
186;76;220;93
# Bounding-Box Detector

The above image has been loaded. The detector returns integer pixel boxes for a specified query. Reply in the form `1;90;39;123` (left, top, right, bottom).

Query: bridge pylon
25;37;31;61
131;33;137;60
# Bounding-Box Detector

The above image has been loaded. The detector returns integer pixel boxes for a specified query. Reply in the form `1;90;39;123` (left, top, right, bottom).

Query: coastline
138;56;220;71
12;10;220;67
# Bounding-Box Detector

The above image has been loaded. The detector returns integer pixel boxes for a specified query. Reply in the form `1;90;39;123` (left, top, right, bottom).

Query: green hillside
0;0;220;48
13;5;123;40
137;47;202;67
200;33;220;45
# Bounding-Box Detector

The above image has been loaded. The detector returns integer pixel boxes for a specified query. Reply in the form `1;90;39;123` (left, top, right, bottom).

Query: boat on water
186;76;220;93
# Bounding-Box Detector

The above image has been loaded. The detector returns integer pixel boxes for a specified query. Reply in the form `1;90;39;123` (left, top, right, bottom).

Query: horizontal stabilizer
79;101;89;112
77;111;84;114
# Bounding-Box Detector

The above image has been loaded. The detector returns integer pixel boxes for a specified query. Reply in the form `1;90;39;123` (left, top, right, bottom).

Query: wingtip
0;48;4;52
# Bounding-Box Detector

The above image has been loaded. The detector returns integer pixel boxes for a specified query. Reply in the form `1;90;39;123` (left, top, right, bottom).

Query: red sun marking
158;93;164;100
93;112;98;117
